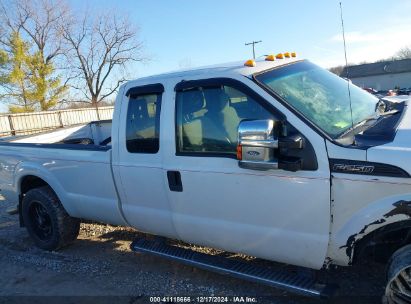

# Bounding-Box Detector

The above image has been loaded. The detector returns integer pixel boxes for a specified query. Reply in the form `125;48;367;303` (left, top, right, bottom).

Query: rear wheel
21;186;80;250
384;244;411;303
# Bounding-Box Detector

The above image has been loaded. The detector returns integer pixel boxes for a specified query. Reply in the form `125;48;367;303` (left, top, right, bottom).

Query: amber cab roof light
244;59;256;67
265;55;276;61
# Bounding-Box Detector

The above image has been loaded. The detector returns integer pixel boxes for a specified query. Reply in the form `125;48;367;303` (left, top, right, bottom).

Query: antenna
245;40;262;59
339;2;354;129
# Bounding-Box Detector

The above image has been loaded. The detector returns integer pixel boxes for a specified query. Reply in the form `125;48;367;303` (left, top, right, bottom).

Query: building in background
341;59;411;91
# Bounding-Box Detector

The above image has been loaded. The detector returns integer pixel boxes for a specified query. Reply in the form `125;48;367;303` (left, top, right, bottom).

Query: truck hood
367;98;411;175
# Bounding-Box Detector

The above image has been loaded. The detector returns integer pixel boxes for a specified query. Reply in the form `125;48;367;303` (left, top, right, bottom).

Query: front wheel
384;244;411;303
21;186;80;251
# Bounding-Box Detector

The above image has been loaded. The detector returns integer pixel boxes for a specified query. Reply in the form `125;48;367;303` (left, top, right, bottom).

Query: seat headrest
203;88;230;113
181;90;204;116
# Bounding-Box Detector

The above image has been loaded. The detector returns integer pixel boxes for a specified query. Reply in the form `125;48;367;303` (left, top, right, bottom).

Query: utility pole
245;40;262;59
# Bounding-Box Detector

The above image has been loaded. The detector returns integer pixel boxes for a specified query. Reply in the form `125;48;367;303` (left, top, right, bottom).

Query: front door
163;78;331;269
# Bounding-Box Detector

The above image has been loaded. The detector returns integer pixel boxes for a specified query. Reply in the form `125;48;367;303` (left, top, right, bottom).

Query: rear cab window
125;84;164;153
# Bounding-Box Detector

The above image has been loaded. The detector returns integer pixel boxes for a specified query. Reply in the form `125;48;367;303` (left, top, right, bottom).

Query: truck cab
111;56;332;270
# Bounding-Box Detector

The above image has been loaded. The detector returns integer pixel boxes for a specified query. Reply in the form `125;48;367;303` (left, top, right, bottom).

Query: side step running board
131;238;337;298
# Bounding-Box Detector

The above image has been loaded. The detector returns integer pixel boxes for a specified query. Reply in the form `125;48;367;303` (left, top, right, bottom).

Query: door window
176;85;276;156
126;93;161;153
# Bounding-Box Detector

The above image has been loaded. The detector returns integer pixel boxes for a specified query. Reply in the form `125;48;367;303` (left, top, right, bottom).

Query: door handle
167;171;183;192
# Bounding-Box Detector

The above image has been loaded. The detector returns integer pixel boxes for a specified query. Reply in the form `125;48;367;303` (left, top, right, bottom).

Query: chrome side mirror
238;119;305;171
237;119;279;170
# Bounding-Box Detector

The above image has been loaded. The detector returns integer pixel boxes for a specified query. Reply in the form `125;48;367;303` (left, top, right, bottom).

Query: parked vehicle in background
397;88;411;96
1;53;411;302
375;88;411;99
363;87;377;94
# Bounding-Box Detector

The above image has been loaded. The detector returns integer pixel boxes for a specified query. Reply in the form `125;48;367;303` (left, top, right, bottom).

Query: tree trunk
91;95;100;120
91;95;98;106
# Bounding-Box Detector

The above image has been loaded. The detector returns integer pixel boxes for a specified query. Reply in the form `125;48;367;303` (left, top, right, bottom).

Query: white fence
0;106;114;137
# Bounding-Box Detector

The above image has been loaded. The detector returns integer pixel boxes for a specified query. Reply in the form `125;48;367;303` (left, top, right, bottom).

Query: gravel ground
0;195;387;304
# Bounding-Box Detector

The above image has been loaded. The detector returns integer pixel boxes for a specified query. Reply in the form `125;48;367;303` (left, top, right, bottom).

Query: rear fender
13;161;75;215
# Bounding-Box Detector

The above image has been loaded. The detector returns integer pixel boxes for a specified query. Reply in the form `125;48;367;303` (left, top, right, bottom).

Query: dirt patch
0;195;385;303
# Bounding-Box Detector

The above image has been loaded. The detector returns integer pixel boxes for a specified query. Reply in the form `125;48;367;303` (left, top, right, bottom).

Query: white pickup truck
1;54;411;300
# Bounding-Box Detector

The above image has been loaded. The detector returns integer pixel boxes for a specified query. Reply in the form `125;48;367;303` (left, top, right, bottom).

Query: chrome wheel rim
386;266;411;304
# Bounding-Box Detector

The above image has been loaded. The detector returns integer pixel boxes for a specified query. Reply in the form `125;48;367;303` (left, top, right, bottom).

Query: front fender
328;191;411;266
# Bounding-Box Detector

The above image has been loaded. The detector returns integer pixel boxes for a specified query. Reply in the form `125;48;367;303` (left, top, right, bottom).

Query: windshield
255;61;379;138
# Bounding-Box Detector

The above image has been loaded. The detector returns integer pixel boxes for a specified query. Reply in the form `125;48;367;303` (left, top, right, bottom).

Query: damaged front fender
341;200;411;264
328;197;411;266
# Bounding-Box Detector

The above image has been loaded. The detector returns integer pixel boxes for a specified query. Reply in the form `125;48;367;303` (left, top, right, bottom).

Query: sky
70;0;411;77
2;0;411;113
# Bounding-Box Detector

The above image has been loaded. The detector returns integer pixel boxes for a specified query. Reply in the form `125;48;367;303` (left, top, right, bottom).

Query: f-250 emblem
247;151;260;156
333;164;375;174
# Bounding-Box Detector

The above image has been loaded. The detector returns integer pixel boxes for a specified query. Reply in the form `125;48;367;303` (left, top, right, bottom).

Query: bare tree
0;0;69;73
16;0;68;64
395;46;411;60
62;12;146;106
0;0;70;111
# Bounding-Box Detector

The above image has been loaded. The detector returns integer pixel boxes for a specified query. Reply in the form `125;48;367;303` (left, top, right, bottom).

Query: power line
245;40;262;59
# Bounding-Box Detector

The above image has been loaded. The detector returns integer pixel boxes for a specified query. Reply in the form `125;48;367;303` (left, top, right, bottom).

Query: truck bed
0;120;112;146
0;119;125;226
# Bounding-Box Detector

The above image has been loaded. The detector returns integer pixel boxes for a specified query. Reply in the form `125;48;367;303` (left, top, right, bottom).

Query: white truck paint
1;57;411;277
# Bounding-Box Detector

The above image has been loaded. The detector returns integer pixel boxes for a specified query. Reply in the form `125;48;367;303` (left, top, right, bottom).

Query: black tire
384;244;411;304
21;186;80;251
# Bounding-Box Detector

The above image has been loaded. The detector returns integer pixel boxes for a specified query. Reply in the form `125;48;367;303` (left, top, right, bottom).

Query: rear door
162;77;331;269
112;83;176;238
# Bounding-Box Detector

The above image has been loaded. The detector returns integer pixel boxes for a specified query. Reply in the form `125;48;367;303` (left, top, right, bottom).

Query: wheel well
20;175;49;196
19;175;50;227
353;220;411;265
